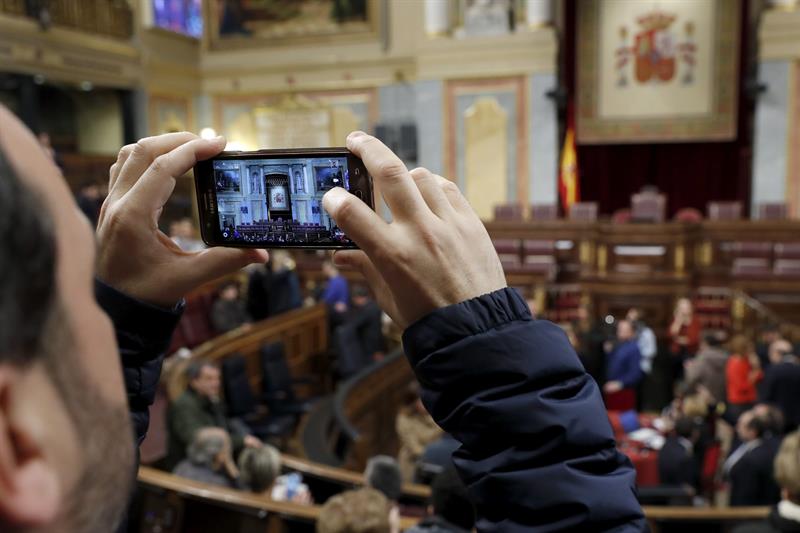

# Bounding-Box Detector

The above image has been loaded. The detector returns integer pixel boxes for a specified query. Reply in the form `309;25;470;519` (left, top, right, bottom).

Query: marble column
425;0;450;36
525;0;552;27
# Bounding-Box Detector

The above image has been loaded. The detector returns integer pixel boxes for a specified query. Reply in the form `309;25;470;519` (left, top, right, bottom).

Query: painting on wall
210;0;378;47
576;0;741;144
149;94;192;135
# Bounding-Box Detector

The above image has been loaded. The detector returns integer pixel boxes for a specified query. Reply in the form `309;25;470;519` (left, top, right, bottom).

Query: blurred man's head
218;281;240;301
761;324;783;344
774;431;800;504
617;319;635;341
754;403;785;436
322;260;338;279
317;488;396;533
238;444;281;493
365;455;402;502
769;339;794;365
737;409;765;442
352;286;371;308
186;360;221;401
187;427;232;471
429;467;475;531
0;106;133;530
626;308;641;323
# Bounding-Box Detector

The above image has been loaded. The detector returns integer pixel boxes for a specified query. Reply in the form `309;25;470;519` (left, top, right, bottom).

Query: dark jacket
402;288;645;532
658;437;698;488
761;361;800;432
95;279;182;451
607;340;644;389
247;266;302;321
405;515;471;533
729;436;783;507
172;459;237;489
734;505;800;533
166;388;246;470
210;298;250;333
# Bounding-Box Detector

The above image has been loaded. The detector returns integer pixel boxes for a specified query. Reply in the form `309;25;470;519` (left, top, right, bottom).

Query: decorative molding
788;60;800;217
761;8;800;60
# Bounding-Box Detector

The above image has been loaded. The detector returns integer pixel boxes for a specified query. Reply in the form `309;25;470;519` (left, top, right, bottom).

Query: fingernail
212;135;226;144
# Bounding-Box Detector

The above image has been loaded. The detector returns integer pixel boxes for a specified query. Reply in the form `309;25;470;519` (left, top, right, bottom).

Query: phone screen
196;149;372;249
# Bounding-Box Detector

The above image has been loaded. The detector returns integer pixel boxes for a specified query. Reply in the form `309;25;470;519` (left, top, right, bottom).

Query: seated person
166;359;261;469
365;455;403;503
658;417;700;489
210;280;251;333
734;430;800;533
238;445;312;504
396;384;443;483
173;427;239;488
317;488;399;533
406;467;476;533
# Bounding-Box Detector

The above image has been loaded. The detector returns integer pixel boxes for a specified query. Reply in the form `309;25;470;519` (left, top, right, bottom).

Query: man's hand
322;132;506;329
96;133;267;307
603;380;623;394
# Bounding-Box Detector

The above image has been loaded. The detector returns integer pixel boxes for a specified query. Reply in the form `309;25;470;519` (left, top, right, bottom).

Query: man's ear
0;366;61;526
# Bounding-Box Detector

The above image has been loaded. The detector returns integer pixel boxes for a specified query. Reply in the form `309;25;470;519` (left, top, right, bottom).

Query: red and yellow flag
559;116;580;214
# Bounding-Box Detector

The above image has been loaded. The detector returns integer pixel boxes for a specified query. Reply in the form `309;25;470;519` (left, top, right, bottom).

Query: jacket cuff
402;287;532;365
94;278;184;360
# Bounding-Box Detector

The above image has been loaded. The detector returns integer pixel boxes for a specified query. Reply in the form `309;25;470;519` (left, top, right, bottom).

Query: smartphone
194;148;373;249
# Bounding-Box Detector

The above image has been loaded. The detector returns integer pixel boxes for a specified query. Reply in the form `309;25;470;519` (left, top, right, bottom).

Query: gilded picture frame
206;0;381;50
576;0;741;144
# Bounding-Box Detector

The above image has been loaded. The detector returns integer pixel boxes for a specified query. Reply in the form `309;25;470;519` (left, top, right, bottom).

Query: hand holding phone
194;148;374;249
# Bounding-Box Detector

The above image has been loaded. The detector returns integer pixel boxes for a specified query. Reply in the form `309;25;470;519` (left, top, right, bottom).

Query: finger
181;247;268;288
432;173;474;216
128;136;226;212
409;167;455;220
333;250;401;324
323;187;391;255
112;132;198;200
109;143;135;193
346;131;428;220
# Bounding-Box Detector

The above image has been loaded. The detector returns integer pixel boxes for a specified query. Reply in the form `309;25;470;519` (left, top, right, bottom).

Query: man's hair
364;455;402;501
775;431;800;502
430;467;475;530
185;359;216;381
187;428;228;467
238;445;282;493
0;147;57;365
756;404;786;436
703;334;724;348
746;412;767;439
317;488;391;533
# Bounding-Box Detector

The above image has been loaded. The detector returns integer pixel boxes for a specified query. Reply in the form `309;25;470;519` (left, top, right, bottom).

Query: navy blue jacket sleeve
95;279;183;446
402;288;646;532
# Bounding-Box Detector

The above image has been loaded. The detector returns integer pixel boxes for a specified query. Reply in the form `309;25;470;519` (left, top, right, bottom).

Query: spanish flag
559;112;580;214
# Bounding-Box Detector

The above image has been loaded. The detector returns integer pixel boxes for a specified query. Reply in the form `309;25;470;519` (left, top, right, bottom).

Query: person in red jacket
726;335;763;424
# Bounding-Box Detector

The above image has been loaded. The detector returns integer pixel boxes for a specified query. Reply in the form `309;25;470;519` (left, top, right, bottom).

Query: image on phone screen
209;154;355;247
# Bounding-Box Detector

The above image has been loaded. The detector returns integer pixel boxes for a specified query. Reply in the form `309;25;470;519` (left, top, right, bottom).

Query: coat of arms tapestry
577;0;741;144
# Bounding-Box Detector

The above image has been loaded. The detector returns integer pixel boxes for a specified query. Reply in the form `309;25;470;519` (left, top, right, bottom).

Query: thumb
184;247;268;287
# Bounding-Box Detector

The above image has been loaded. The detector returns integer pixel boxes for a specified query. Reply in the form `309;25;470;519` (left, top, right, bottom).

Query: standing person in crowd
75;180;104;227
658;417;701;490
572;305;607;385
166;360;262;469
669;297;701;385
734;430;800;533
210;280;251;333
627;308;657;375
757;325;784;370
686;334;729;406
396;385;443;482
246;250;302;321
321;259;349;312
603;319;644;411
406;467;476;533
725;409;782;507
727;335;763;424
761;340;800;433
172;427;239;488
